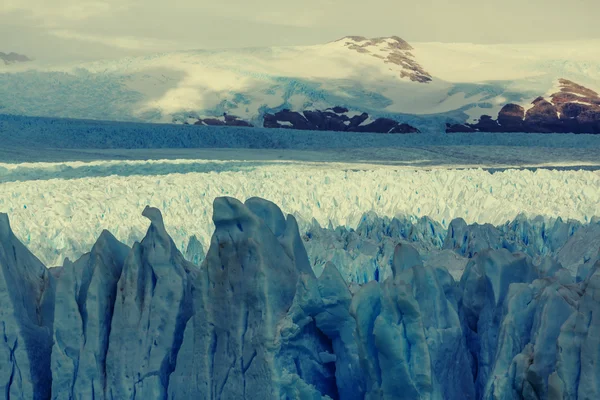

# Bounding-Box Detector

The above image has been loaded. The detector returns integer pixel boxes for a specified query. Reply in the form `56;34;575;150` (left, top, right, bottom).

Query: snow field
3;38;600;127
0;161;598;267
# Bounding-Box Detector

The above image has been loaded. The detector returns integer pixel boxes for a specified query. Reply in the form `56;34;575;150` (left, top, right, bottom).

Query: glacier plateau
0;160;598;268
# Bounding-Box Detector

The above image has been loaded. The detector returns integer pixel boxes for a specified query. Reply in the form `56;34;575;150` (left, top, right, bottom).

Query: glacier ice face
173;196;303;398
459;249;539;397
0;213;54;400
0;197;599;399
551;263;600;400
350;244;474;400
51;230;129;399
302;211;600;285
484;277;580;399
169;197;362;399
105;207;197;399
443;215;588;260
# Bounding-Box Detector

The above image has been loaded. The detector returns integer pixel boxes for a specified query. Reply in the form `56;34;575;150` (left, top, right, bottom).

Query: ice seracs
52;230;129;399
0;213;54;400
169;197;351;398
106;206;197;399
0;197;599;398
350;243;474;400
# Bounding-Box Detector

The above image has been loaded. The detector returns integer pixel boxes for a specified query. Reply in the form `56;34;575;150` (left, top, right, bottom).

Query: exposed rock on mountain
497;104;525;132
336;36;432;83
468;115;501;132
445;123;476;133
552;78;600;106
524;97;563;132
182;113;253;127
264;107;420;133
447;79;600;133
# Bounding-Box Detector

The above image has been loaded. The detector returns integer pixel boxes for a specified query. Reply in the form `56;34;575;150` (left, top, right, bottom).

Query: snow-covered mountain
1;36;600;132
1;197;599;399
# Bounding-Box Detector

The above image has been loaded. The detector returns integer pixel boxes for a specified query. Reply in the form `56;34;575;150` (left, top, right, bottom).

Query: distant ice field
0;158;598;267
2;114;600;155
1;115;599;266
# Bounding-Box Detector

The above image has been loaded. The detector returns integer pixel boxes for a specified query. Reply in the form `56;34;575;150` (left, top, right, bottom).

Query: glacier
0;196;599;399
1;157;599;269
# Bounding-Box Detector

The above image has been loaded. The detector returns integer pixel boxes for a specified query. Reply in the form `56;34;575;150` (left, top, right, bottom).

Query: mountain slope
1;37;600;131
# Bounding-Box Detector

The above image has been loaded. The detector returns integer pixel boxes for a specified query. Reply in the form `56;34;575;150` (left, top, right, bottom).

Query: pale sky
1;0;599;62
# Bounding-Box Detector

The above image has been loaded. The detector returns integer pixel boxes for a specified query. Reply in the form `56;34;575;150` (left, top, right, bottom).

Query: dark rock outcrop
446;123;475;133
264;109;315;130
446;79;600;134
497;104;525;132
348;112;369;128
180;107;420;134
471;115;501;132
391;123;421;133
552;79;600;104
336;36;432;83
578;110;600;133
357;118;420;133
330;106;349;114
263;107;420;134
191;113;253;127
303;110;348;131
524;97;564;132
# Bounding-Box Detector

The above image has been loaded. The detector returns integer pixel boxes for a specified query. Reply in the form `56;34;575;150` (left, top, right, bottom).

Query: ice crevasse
0;197;599;399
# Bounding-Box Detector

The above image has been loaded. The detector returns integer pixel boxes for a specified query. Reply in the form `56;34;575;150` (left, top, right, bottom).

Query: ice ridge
0;199;599;399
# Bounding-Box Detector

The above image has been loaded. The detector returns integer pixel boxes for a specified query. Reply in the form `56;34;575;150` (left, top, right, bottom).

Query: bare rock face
578;110;600;133
524;97;562;132
336;36;432;83
349;112;369;128
559;102;593;119
191;113;253;127
391;123;421;133
354;117;397;133
445;123;476;133
263;107;420;134
552;78;600;105
264;109;315;130
331;106;349;113
357;118;420;134
497;104;525;132
471;115;501;132
304;110;348;131
446;79;600;134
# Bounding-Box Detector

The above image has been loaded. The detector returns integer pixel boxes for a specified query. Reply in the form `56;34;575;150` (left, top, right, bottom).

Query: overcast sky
2;0;599;62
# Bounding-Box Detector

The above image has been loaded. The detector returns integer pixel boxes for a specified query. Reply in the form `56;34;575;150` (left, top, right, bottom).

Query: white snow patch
345;111;364;119
359;116;375;126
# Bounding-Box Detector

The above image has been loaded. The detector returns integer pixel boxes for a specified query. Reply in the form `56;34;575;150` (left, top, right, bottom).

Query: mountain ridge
1;37;599;132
